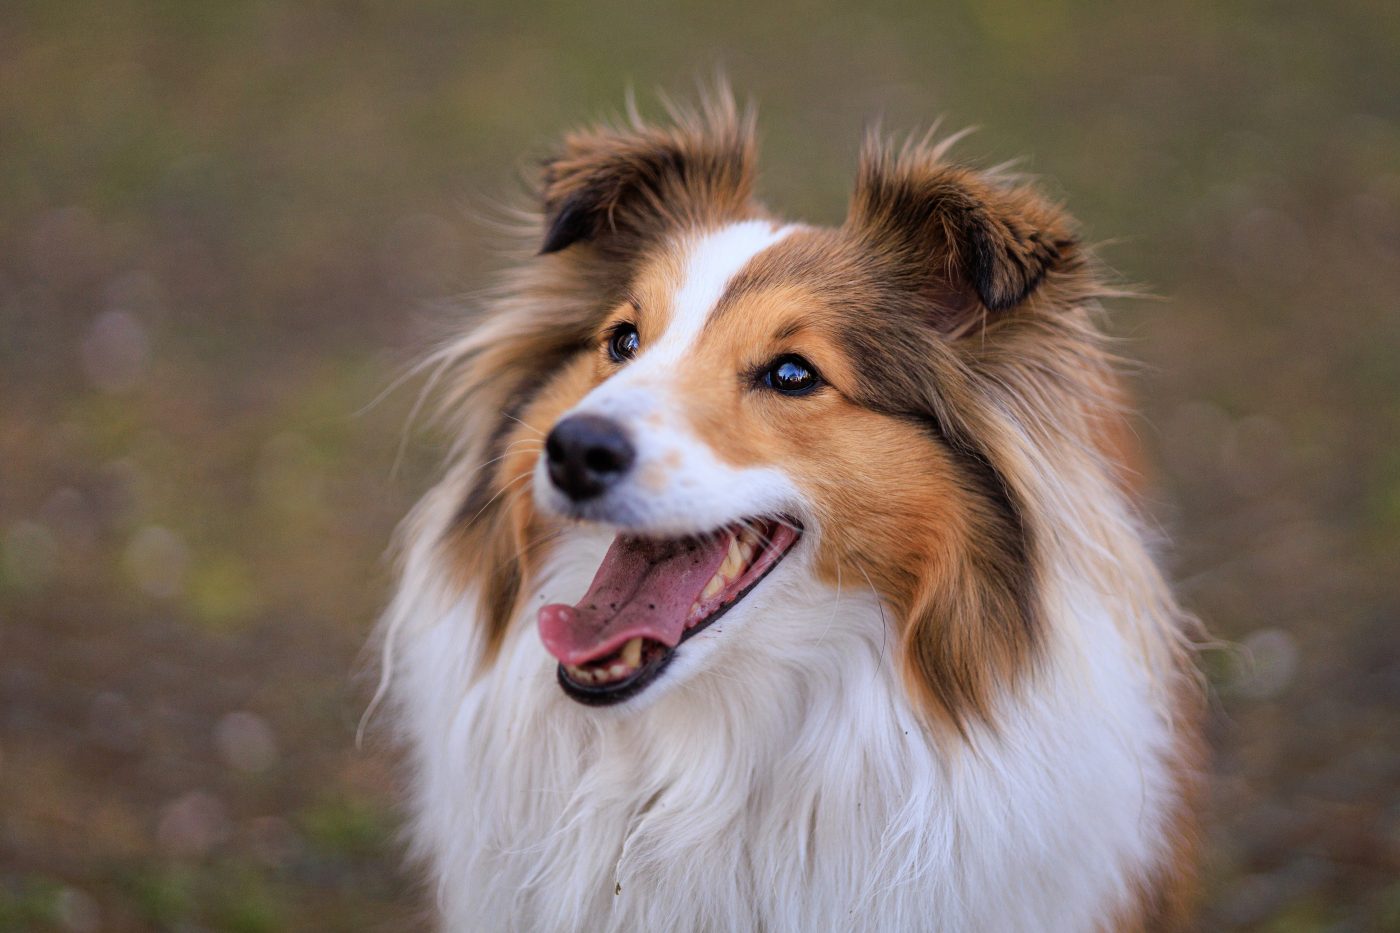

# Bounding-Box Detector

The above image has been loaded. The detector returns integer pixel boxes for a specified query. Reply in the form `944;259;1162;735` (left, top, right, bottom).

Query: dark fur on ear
847;134;1079;321
834;134;1091;732
540;92;761;258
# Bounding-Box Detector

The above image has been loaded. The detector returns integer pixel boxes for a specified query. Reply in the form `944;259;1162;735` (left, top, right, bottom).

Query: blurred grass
1;0;1398;929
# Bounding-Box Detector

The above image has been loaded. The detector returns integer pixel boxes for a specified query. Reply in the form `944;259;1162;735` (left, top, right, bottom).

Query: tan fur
540;92;764;260
414;94;1203;927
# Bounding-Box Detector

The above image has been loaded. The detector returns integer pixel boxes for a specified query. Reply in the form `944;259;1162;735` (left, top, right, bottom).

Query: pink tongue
538;532;732;666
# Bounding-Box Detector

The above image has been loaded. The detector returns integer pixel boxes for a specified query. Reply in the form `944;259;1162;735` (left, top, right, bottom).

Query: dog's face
459;101;1089;725
532;221;808;537
528;220;969;706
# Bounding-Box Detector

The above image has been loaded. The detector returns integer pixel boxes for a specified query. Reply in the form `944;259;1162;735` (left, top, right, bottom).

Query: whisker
355;349;442;420
459;471;533;531
737;516;804;552
459;444;542;486
767;515;806;536
493;529;569;583
389;349;459;481
501;411;544;437
445;441;543;511
853;560;891;679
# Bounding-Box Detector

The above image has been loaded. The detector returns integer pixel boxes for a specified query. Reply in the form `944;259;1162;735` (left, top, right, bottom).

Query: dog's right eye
760;355;821;396
607;323;640;362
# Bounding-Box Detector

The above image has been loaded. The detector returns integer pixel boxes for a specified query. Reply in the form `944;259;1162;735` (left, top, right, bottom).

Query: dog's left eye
607;323;640;362
761;355;820;395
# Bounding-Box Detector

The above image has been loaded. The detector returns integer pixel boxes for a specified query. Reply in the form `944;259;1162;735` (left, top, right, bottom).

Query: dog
378;91;1204;932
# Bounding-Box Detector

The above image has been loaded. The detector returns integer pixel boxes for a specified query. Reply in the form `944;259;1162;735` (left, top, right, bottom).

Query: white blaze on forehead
649;220;795;360
537;219;803;535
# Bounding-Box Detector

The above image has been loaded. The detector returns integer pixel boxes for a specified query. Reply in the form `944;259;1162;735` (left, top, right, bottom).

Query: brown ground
2;2;1398;929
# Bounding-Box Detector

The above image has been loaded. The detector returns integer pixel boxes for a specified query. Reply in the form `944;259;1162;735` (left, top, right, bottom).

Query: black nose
545;414;635;501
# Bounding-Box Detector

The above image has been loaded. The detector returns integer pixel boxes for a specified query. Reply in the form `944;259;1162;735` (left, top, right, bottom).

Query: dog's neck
391;526;1177;932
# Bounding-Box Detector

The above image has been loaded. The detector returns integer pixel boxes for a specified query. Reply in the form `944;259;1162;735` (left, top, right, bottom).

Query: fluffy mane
375;90;1204;932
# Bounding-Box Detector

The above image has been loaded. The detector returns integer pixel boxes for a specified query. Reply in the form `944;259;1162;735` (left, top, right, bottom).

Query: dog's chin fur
378;90;1204;932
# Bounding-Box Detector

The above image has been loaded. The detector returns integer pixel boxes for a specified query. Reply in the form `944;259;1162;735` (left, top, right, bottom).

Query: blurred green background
2;1;1398;930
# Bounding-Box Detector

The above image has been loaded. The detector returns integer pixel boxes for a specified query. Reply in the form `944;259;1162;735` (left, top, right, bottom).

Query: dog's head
441;94;1113;729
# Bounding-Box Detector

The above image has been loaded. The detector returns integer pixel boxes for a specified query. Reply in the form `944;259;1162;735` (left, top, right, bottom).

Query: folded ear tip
966;211;1073;312
538;231;571;255
850;139;1079;319
540;195;595;254
977;288;1019;313
972;255;1052;312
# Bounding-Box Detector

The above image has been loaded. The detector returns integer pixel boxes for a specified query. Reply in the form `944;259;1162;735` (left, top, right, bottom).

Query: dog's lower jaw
546;518;803;706
391;545;1185;933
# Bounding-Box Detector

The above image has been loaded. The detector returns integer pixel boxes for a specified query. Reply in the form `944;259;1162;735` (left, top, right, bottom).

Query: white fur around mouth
560;520;798;689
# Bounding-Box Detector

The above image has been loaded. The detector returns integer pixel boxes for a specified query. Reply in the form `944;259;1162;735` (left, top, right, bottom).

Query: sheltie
378;90;1203;932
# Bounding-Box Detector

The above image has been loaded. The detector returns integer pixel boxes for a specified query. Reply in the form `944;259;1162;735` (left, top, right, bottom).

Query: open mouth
537;517;802;705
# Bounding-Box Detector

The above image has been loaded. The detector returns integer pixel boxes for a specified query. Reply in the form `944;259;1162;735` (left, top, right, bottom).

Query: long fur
377;90;1204;932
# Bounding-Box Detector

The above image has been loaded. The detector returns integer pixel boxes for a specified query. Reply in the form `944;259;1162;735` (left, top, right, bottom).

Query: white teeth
698;530;761;607
621;637;642;668
567;637;646;686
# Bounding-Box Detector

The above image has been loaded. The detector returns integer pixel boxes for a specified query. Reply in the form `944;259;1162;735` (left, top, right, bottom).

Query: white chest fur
389;534;1176;933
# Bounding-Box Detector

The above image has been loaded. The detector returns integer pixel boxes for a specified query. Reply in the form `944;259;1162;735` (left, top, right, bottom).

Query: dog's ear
540;95;759;258
846;136;1079;326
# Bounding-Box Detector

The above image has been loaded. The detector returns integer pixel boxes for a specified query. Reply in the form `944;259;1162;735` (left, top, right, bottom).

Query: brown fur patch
429;95;761;664
638;260;1041;732
423;97;1204;922
707;218;1045;731
848;133;1079;318
441;353;597;666
539;93;763;261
